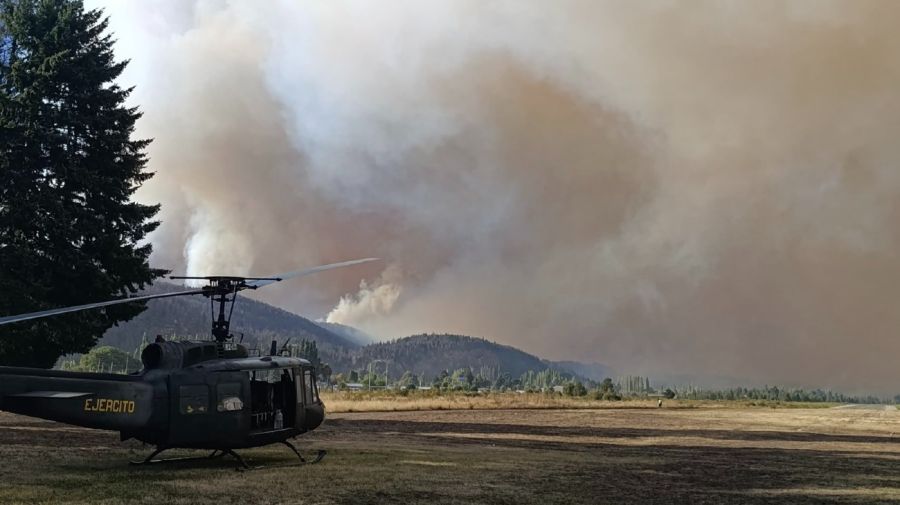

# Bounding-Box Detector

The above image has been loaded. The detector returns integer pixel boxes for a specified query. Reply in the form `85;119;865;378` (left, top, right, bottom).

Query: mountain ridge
100;286;607;381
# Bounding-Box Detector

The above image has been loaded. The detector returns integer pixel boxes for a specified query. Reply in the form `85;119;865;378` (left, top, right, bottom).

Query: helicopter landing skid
130;447;248;469
237;445;327;471
281;440;326;465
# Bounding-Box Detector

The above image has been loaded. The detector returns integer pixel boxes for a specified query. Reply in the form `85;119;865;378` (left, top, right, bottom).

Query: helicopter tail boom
0;367;156;432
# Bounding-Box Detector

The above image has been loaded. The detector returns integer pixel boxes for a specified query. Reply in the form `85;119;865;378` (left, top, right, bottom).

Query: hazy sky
87;0;900;393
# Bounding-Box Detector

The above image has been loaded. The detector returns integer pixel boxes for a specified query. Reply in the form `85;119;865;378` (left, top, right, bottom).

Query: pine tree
297;339;321;369
0;0;163;367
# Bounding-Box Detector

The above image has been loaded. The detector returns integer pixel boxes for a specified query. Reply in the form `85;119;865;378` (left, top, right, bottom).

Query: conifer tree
0;0;163;367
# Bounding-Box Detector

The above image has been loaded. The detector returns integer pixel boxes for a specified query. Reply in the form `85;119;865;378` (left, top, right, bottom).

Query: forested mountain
100;288;603;382
316;322;376;346
327;334;578;381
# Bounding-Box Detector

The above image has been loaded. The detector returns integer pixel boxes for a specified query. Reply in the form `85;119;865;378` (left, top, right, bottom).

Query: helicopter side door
167;372;248;448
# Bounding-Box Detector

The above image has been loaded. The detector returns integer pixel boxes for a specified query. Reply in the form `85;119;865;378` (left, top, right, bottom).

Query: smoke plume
89;0;900;393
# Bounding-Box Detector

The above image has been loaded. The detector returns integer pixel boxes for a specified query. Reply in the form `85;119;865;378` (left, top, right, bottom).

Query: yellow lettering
83;398;136;414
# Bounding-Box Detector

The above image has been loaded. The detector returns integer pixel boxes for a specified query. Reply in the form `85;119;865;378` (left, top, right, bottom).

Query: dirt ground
1;406;898;504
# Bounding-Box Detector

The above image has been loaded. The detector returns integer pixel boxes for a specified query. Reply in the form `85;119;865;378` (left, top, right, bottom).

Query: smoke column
88;0;900;393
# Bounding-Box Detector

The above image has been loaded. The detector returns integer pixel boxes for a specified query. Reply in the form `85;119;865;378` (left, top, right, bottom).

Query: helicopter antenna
279;337;293;355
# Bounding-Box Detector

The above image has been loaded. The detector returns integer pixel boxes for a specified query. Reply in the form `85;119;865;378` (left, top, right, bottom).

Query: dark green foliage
563;380;587;397
431;369;449;389
618;375;652;395
591;377;621;400
493;372;514;391
359;371;386;388
59;344;139;373
421;366;499;391
284;338;334;382
319;363;332;383
396;370;418;389
0;0;163;367
337;333;564;384
519;368;570;391
295;339;320;369
671;385;885;404
598;378;615;393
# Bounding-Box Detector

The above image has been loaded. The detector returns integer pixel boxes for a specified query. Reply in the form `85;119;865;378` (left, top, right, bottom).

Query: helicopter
0;257;378;468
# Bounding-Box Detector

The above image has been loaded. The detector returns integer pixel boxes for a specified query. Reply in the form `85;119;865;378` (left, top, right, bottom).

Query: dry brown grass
320;390;835;413
1;405;899;504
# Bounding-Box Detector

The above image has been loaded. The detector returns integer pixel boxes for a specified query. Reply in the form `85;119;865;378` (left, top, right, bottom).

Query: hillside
546;360;610;381
328;334;582;381
316;321;376;346
100;288;605;383
100;283;357;354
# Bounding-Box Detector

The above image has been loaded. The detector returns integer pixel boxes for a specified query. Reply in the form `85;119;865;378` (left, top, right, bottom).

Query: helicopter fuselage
0;341;325;451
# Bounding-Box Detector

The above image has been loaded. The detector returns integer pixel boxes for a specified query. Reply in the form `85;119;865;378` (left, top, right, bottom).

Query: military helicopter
0;258;378;468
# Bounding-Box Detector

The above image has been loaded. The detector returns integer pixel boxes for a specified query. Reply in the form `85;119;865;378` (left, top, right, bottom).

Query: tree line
56;339;899;405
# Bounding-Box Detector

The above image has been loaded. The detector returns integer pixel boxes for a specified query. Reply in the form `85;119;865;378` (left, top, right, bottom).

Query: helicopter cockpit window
303;369;317;404
217;383;244;412
179;385;209;415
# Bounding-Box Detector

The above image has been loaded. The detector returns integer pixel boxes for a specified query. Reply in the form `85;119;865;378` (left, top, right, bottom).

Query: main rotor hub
168;276;279;344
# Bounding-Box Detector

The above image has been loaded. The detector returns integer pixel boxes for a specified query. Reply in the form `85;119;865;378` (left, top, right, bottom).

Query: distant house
345;383;365;391
552;385;564;393
417;386;432;391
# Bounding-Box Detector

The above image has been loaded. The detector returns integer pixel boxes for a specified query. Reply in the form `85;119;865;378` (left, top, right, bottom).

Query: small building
345;382;365;391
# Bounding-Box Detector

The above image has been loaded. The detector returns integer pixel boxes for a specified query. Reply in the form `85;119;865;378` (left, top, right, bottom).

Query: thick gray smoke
89;0;900;393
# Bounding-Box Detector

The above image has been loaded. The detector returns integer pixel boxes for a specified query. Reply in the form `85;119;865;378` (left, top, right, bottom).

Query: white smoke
88;0;900;393
326;281;402;326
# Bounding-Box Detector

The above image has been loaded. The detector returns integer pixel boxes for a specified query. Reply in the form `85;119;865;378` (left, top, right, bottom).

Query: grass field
1;402;898;504
319;390;839;412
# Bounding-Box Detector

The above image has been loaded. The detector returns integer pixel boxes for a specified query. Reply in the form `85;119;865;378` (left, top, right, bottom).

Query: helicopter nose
305;403;325;431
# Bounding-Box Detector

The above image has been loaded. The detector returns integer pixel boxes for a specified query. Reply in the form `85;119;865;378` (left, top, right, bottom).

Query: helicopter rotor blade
0;257;380;327
245;257;380;289
0;289;207;327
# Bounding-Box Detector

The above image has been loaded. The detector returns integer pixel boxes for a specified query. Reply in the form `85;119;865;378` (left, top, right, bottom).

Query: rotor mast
209;278;239;343
169;276;279;345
